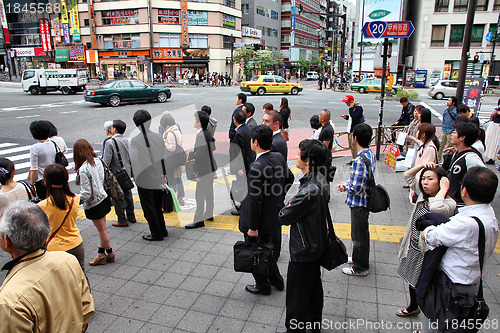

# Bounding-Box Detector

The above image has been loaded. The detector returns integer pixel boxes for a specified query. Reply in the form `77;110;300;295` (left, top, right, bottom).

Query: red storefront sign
39;18;52;52
13;47;47;57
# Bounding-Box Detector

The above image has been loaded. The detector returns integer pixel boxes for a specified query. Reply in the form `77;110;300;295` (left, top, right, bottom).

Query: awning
55;48;69;62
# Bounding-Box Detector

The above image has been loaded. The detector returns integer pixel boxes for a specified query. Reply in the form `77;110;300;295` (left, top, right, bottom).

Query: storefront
55;48;70;68
99;50;149;81
12;47;51;73
151;48;209;80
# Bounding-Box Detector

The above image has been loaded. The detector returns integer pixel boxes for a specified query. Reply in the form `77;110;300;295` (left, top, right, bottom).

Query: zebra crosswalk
0;141;78;183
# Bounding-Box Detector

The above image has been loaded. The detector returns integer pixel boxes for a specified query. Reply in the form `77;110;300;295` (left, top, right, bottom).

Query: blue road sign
362;21;414;38
486;32;493;42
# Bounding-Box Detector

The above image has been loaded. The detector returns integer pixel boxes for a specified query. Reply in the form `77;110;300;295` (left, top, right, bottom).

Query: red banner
180;0;189;46
39;18;52;52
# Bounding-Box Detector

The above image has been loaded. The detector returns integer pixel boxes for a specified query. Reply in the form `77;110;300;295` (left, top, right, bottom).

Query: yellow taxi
240;75;303;95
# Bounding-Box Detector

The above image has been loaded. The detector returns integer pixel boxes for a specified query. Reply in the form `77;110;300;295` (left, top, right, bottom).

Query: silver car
428;80;458;99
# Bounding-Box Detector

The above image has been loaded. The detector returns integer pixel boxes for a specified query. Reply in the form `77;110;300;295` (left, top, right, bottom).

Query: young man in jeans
338;123;375;276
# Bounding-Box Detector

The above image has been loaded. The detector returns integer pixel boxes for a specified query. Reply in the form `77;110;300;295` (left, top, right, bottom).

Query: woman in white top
29;120;57;200
74;139;113;266
0;158;29;215
46;120;68;153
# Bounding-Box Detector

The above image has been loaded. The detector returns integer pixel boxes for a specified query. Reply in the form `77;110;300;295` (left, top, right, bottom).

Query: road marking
0;145;31;155
59;111;78;114
14;153;74;170
16;115;40;119
0;100;86;113
419;102;443;121
0;143;17;149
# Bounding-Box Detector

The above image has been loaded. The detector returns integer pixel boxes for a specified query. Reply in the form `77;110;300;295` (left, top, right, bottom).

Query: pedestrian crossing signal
473;55;479;63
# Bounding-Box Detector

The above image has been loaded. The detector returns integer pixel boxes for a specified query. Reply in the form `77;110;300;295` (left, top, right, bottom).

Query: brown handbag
45;196;76;247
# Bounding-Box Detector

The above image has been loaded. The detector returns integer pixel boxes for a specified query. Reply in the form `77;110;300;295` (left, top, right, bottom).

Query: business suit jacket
239;151;293;237
189;129;217;177
271;133;288;161
229;124;254;175
229;105;244;140
246;117;258;129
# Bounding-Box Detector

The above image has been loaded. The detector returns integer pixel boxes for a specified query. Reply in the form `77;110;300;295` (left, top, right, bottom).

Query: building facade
240;0;280;50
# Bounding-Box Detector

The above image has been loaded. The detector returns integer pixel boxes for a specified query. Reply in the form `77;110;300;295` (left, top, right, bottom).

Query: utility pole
456;0;478;102
490;13;500;88
230;34;234;79
358;0;365;78
376;38;389;161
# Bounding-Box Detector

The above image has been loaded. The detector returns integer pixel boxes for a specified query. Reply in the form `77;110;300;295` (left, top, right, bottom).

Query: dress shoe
127;219;137;224
142;234;164;241
106;252;116;263
271;281;284;291
112;222;129;227
245;284;271;296
89;253;107;266
185;221;205;229
163;229;169;237
206;217;214;221
231;210;240;216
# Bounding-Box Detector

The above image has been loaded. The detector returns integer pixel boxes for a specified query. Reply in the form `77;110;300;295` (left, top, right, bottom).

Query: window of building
495;0;500;9
281;19;291;28
103;34;141;48
471;24;485;47
449;25;464;46
159;33;180;47
86;42;92;49
431;25;446;46
281;34;290;43
223;0;235;8
223;14;236;29
189;11;208;25
189;34;208;48
223;35;233;49
158;9;180;24
84;19;89;27
453;0;468;12
476;0;488;10
241;4;249;14
434;0;449;12
271;10;279;20
256;6;265;16
102;10;139;25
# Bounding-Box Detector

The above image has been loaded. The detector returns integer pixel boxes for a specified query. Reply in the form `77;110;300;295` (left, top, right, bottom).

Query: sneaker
342;266;368;276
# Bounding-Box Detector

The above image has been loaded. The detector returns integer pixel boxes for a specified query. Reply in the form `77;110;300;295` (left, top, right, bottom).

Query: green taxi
351;78;399;94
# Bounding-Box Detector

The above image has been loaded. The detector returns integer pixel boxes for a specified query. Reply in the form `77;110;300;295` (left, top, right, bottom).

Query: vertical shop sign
0;0;10;44
88;0;97;48
68;0;81;41
53;18;62;43
39;18;52;52
463;77;486;115
180;0;189;46
60;0;71;45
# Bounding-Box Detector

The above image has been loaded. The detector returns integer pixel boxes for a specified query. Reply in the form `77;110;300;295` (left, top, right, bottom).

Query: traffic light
226;57;231;65
473;55;479;63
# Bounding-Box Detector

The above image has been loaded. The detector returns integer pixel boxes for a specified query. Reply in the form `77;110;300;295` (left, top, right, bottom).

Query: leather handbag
230;178;247;203
319;194;348;270
166;132;187;169
360;154;390;213
233;239;274;276
19;180;41;203
111;138;134;191
51;140;69;167
99;158;124;200
185;160;197;181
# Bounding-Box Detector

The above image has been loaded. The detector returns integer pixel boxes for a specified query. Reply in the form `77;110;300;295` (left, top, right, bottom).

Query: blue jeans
172;176;185;199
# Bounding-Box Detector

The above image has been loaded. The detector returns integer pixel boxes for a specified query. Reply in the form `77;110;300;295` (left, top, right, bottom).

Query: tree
253;50;284;73
233;48;255;78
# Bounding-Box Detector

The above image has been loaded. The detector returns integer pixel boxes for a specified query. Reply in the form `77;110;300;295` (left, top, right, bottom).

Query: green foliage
396;88;419;99
233;48;284;77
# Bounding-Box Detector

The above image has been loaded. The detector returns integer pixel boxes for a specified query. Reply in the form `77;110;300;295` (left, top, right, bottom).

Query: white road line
14;153;74;170
0;143;17;149
5;152;30;162
0;146;31;155
14;172;77;183
59;111;78;114
16;115;40;119
419;102;443;122
303;101;313;103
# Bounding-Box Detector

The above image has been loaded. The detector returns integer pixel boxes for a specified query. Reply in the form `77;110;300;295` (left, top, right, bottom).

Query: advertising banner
364;0;402;23
60;0;71;45
67;0;81;41
53;18;62;43
39;18;52;52
69;45;86;61
12;47;47;57
0;0;9;44
463;76;486;115
384;144;400;172
180;0;189;46
89;0;97;48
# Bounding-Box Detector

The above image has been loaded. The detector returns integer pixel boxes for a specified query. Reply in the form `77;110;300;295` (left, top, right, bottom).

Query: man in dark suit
243;102;258;129
185;111;217;229
229;93;247;141
263;110;288;161
239;125;294;295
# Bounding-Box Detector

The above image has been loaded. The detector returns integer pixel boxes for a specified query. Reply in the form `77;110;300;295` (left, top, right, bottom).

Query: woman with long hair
73;139;114;266
396;164;455;318
0;158;29;214
39;164;85;271
407;123;438;168
279;97;291;141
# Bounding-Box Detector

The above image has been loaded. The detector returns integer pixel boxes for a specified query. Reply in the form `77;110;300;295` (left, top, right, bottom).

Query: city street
0;82;500;332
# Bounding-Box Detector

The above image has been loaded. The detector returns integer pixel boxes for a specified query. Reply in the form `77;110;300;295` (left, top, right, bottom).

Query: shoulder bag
166;132;187;169
360;154;390;213
111;138;135;191
99;158;124;200
50;140;69;167
45;196;75;247
19;180;41;203
233;237;274;275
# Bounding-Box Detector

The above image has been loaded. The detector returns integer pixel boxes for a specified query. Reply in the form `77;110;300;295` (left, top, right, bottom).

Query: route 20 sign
362;21;414;39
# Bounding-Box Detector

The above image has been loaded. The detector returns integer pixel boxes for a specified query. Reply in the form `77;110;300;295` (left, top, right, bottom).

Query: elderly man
0;201;94;332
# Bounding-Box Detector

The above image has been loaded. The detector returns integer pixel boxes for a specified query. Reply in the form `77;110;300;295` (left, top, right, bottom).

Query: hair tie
0;167;8;174
51;185;63;188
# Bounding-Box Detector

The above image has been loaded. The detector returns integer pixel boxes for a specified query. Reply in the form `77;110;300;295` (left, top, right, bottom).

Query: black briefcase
233;240;274;276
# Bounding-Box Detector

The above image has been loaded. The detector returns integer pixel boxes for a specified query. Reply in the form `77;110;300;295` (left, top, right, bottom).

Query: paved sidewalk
1;155;499;333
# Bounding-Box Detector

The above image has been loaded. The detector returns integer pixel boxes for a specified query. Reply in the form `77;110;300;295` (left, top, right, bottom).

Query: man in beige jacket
0;201;94;332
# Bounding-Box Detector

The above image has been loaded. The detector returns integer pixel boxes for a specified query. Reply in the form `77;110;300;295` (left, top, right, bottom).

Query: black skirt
85;196;111;220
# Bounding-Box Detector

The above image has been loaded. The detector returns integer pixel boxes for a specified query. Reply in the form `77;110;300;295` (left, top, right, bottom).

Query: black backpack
359;154;390;213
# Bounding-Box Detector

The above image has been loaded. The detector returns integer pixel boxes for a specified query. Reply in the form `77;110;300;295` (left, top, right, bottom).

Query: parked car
428;80;458;99
240;75;303;95
351;78;400;94
306;71;319;80
84;80;171;107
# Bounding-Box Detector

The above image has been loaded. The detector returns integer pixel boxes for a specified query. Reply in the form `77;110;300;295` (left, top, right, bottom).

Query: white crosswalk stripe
0;142;77;184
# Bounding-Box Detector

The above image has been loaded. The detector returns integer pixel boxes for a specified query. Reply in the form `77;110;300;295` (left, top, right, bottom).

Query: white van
306;71;319;80
22;69;88;95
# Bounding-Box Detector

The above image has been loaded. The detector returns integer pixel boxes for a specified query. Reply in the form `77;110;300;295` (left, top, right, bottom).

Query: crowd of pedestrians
0;91;499;333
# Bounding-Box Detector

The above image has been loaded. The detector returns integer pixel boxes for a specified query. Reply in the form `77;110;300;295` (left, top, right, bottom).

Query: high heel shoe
89;253;107;266
106;252;115;263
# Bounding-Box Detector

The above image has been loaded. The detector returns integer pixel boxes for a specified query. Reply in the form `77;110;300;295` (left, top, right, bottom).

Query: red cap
342;95;354;103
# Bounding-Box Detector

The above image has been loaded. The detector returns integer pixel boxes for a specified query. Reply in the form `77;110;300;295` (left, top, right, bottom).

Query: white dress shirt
424;203;499;285
255;150;270;161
